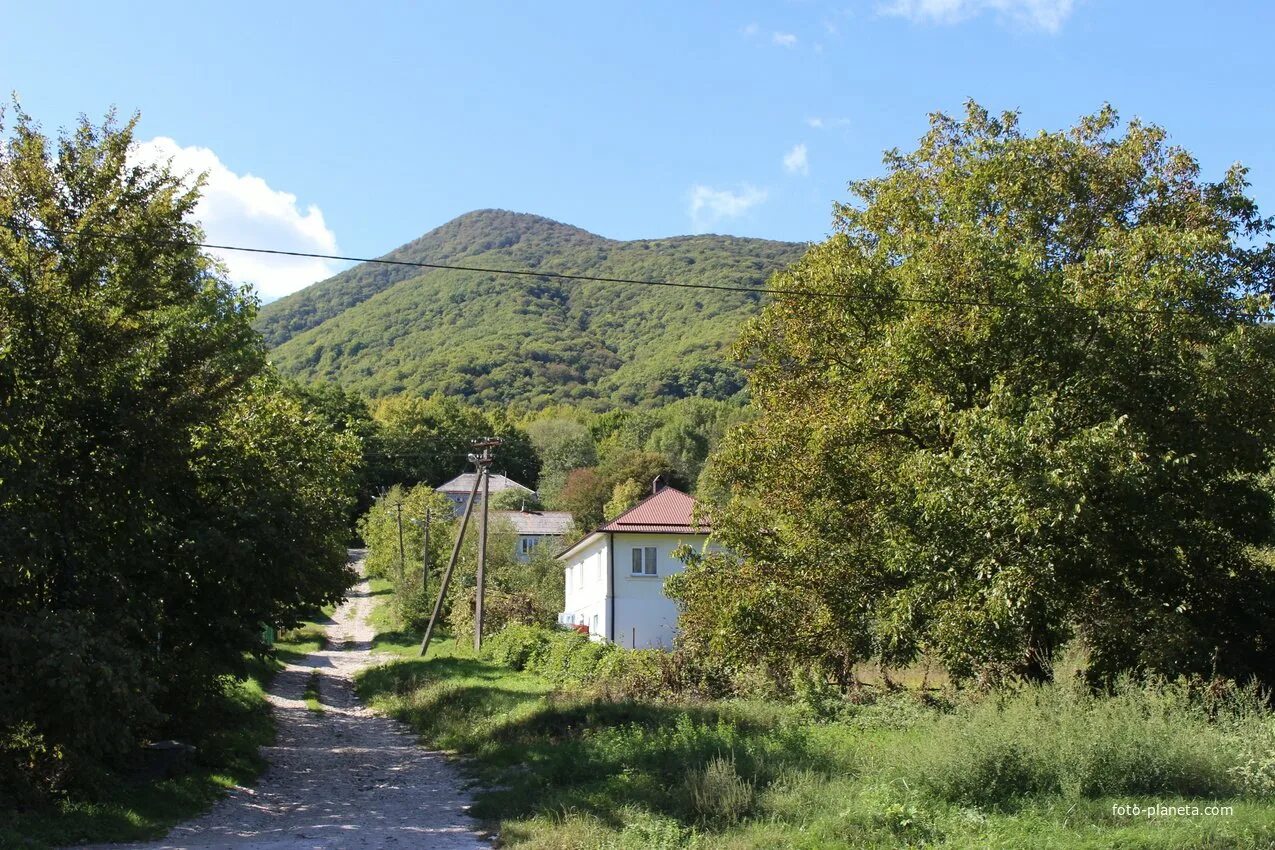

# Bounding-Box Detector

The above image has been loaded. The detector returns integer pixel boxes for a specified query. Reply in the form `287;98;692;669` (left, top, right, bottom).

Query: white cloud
783;143;810;176
688;184;768;232
880;0;1074;31
806;116;851;130
741;21;760;36
772;31;799;47
131;137;343;300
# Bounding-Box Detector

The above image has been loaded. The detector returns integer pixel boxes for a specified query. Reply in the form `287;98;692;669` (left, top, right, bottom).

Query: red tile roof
599;487;707;534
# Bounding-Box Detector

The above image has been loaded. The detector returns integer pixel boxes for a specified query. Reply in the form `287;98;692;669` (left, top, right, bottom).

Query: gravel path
83;552;489;850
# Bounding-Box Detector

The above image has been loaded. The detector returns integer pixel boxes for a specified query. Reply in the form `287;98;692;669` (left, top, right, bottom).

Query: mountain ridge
255;210;807;409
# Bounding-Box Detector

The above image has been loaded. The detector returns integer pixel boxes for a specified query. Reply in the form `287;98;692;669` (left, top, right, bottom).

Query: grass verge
357;634;1275;849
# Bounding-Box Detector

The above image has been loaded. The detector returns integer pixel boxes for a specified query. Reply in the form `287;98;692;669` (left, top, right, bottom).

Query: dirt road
83;552;488;850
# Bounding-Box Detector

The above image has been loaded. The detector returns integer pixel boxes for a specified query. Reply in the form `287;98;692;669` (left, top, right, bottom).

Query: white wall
559;534;609;639
611;532;707;649
559;531;713;648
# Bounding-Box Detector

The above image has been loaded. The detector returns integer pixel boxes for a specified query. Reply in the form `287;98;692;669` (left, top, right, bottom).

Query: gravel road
80;552;489;850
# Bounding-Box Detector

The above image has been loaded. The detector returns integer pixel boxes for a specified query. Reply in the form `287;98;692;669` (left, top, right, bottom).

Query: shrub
902;678;1251;807
0;722;67;807
683;755;755;824
481;624;553;671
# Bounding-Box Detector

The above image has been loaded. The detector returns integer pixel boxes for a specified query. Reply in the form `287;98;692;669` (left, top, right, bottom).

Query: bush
481;624;553;671
901;677;1254;807
0;723;67;807
683;755;755;824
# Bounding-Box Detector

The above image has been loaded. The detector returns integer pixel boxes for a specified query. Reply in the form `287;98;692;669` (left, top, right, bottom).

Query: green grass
356;636;1275;849
303;671;324;714
275;623;327;665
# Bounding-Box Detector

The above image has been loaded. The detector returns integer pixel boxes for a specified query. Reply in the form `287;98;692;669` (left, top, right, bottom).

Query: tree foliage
671;104;1275;686
0;108;358;797
357;484;456;629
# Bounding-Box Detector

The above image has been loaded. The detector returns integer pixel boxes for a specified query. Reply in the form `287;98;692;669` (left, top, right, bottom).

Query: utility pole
409;507;432;600
418;438;497;657
471;438;501;653
418;470;481;658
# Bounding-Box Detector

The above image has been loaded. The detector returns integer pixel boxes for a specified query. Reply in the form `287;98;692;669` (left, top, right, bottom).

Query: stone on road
80;551;488;850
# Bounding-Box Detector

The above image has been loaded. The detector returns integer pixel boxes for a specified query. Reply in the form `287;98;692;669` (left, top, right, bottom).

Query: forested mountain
256;210;805;408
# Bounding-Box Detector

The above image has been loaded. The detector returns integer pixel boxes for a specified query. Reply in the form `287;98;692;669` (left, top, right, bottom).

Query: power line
9;223;1272;319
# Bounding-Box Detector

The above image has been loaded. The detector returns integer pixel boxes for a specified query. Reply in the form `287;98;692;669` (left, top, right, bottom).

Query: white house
557;485;709;649
494;509;574;561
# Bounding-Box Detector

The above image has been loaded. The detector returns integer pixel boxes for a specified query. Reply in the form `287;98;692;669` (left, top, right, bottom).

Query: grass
356;634;1275;849
303;671;324;714
0;620;333;849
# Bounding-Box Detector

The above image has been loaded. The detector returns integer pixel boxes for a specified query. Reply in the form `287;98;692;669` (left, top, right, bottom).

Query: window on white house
631;547;657;575
591;614;599;633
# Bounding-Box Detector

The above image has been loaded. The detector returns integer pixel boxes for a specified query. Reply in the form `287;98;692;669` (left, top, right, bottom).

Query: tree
604;479;646;520
671;104;1275;686
358;484;455;629
526;417;597;499
0;107;358;797
557;467;611;532
368;393;538;492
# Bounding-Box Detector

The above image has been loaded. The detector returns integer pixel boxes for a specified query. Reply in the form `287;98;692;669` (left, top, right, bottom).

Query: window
520;537;537;556
591;614;599;634
631;546;657;575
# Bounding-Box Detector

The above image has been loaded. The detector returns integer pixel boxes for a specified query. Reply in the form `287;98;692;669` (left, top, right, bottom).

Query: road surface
81;552;488;850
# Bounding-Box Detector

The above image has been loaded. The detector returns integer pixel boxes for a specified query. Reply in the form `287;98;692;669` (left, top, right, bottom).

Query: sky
4;0;1274;300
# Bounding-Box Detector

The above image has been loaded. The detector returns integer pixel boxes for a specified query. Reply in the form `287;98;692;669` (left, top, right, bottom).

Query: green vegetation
303;672;324;714
257;209;805;408
673;102;1275;688
0;109;359;812
359;489;564;641
358;623;1275;849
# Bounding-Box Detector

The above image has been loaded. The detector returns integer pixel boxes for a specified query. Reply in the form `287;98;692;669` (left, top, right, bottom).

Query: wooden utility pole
418;471;482;658
409;508;433;600
471;438;501;652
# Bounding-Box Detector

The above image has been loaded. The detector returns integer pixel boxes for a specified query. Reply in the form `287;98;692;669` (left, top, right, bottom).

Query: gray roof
493;510;574;536
436;473;534;495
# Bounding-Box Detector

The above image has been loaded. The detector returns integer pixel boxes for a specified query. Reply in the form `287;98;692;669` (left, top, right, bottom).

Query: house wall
558;531;713;648
559;535;610;638
517;534;560;562
610;532;707;649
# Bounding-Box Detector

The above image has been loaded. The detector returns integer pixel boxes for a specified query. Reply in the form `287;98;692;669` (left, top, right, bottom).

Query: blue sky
5;1;1273;298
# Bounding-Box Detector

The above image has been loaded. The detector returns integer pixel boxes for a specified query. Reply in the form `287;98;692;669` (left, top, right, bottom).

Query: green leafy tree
526;417;597;500
489;488;542;511
358;484;455;630
604;479;646;520
557;467;611;531
289;379;380;527
368;394;538;492
672;104;1275;686
0;107;358;795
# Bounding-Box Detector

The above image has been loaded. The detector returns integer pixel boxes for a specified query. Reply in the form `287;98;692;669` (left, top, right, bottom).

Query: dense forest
256;210;805;409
